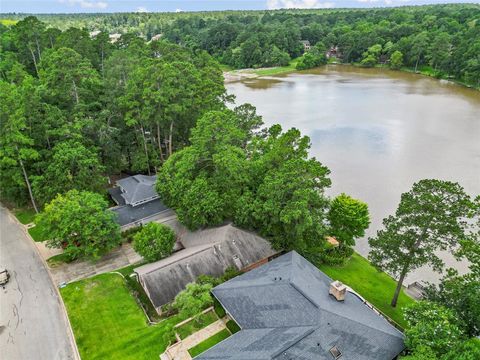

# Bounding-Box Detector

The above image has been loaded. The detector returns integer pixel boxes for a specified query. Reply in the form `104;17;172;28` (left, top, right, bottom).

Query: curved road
0;206;75;360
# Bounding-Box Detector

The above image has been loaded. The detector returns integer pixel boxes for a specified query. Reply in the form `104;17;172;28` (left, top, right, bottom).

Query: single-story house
108;175;170;229
196;251;405;360
134;224;278;311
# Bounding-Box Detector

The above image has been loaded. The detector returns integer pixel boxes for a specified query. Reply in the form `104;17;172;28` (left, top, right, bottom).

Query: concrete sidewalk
48;243;143;285
162;319;228;360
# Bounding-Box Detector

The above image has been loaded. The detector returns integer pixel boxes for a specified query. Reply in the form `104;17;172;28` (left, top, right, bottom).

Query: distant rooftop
116;175;159;206
196;251;405;360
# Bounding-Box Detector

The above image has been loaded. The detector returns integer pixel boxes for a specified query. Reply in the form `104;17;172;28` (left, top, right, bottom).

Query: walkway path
162;319;227;360
49;243;142;285
0;205;77;360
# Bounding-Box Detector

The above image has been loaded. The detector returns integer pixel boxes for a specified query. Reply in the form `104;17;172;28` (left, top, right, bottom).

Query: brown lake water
226;65;480;284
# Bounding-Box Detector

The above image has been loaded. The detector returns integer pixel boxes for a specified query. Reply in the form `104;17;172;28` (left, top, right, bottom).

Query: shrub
133;222;176;262
226;320;241;334
174;282;213;320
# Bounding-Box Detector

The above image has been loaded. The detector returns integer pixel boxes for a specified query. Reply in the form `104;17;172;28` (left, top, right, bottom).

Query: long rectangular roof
135;224;277;308
196;251;405;360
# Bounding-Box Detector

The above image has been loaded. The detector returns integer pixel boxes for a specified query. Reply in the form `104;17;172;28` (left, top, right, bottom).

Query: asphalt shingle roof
196;251;405;360
116;175;158;205
135;224;277;309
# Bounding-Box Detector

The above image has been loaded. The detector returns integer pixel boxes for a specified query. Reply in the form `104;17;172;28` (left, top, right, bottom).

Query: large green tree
133;222;176;262
36;190;121;260
32;140;106;205
404;301;464;358
0;80;39;211
369;179;472;307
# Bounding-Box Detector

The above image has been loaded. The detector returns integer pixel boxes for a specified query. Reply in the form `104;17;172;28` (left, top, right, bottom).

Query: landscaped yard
318;252;415;328
188;329;231;358
176;311;218;339
61;273;181;360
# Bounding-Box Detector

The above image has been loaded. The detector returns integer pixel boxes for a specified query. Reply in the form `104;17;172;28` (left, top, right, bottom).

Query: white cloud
175;8;184;13
135;6;148;13
267;0;335;9
59;0;108;9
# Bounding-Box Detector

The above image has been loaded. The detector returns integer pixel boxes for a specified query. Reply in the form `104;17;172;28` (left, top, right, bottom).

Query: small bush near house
174;282;213;321
226;320;241;334
133;222;175;262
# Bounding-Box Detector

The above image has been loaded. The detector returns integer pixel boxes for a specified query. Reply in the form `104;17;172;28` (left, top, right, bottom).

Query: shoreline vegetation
224;60;480;90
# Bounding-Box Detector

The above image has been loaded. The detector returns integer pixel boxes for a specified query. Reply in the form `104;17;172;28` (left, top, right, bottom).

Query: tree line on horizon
2;3;479;86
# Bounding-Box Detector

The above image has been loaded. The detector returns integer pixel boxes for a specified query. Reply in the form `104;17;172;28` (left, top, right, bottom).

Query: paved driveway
0;206;75;360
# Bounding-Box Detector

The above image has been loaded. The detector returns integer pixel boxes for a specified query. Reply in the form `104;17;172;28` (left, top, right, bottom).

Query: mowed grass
61;273;180;360
28;224;48;242
318;252;415;329
188;329;231;358
253;58;300;76
176;311;218;339
14;208;36;224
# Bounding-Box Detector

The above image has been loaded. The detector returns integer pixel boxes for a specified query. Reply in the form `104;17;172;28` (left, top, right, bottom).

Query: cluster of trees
157;105;370;263
0;16;226;212
368;181;480;358
3;4;479;84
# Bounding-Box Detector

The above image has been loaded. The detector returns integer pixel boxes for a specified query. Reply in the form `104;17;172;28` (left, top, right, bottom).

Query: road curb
7;209;82;360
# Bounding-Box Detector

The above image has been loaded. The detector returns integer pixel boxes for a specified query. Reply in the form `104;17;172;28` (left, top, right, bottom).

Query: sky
0;0;478;14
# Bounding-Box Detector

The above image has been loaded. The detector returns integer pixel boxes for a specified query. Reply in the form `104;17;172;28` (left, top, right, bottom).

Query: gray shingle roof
110;198;169;226
135;224;277;308
116;175;159;206
196;251;405;360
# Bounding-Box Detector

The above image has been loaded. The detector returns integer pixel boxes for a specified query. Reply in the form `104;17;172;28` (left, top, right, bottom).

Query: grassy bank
318;252;415;329
252;58;300;76
61;273;181;360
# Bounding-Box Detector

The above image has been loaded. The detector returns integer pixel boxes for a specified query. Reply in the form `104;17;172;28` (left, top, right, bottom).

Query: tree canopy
369;179;472;307
36;190;121;260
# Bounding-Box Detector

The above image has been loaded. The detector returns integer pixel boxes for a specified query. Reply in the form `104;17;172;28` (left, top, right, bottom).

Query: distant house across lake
300;40;311;52
108;174;170;229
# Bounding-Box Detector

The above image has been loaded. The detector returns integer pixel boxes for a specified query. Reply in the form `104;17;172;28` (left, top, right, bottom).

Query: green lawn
253;58;300;76
14;208;36;224
28;224;48;242
0;19;18;26
176;311;218;339
318;252;415;328
61;273;181;360
188;329;231;358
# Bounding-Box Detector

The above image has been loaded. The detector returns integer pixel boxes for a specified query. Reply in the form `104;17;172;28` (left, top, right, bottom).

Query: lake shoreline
224;62;479;90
